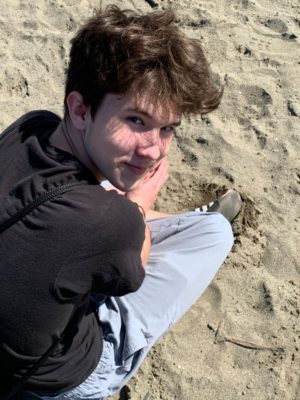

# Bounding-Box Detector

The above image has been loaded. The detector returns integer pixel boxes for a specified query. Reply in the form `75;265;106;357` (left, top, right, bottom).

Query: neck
50;115;104;182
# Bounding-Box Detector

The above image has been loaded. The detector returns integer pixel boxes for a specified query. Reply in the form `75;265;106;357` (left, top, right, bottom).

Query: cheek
109;128;137;153
160;135;173;156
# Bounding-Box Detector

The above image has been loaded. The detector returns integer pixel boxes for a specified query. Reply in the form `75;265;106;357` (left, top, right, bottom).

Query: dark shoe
195;190;242;222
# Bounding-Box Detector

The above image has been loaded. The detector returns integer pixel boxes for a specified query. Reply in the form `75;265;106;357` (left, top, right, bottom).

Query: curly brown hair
65;5;222;117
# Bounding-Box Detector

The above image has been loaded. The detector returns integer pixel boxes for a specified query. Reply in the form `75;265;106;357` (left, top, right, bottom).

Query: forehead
131;95;181;124
102;93;181;126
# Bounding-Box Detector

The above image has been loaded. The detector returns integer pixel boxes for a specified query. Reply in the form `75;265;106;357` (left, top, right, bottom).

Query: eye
161;126;175;136
127;116;144;126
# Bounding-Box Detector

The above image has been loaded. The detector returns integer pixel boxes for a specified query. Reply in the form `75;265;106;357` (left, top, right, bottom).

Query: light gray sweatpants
37;211;233;400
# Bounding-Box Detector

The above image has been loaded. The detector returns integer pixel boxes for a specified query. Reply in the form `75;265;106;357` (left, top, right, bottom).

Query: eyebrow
124;107;181;127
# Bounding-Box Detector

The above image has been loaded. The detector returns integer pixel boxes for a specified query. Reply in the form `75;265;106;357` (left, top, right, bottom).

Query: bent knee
191;212;234;257
209;212;234;248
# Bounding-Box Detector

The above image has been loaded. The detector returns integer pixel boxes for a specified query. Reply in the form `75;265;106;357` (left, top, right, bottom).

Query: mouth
124;162;149;176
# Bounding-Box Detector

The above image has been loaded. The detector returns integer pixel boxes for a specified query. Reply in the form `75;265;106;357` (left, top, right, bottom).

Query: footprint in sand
3;68;29;98
253;282;275;314
260;17;297;41
239;84;273;119
252;126;268;149
175;135;199;167
261;18;288;34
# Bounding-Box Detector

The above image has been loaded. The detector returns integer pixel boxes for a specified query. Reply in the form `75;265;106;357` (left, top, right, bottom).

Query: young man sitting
0;5;240;400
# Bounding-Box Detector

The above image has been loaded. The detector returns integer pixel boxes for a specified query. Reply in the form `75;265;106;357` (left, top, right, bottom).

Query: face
82;93;181;191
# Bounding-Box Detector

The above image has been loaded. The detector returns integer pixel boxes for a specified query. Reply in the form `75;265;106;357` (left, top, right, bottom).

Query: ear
66;91;88;130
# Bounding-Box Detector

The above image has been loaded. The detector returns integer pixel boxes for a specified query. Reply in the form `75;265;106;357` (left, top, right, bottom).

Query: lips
124;163;149;176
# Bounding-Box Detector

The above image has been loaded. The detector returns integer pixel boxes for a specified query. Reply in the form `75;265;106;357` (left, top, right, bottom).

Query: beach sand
0;0;299;399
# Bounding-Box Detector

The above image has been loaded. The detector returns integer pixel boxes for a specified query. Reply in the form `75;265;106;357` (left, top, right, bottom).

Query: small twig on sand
143;392;152;400
211;320;284;352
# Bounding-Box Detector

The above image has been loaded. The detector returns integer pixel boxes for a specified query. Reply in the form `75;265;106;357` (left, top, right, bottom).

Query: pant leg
109;212;233;396
37;212;233;400
120;212;233;338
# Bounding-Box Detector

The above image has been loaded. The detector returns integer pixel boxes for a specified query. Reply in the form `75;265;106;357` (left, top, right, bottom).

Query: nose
135;130;162;160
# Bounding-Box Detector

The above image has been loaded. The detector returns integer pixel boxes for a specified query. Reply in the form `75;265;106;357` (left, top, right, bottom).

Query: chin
107;170;144;192
120;178;143;192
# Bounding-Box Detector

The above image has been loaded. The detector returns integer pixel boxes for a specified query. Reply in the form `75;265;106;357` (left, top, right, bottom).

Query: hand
125;157;169;212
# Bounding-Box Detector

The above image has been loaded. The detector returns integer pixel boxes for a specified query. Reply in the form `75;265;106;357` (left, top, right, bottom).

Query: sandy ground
0;0;299;399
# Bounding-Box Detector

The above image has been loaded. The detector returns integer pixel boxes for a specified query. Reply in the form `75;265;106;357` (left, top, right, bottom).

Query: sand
0;0;299;399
